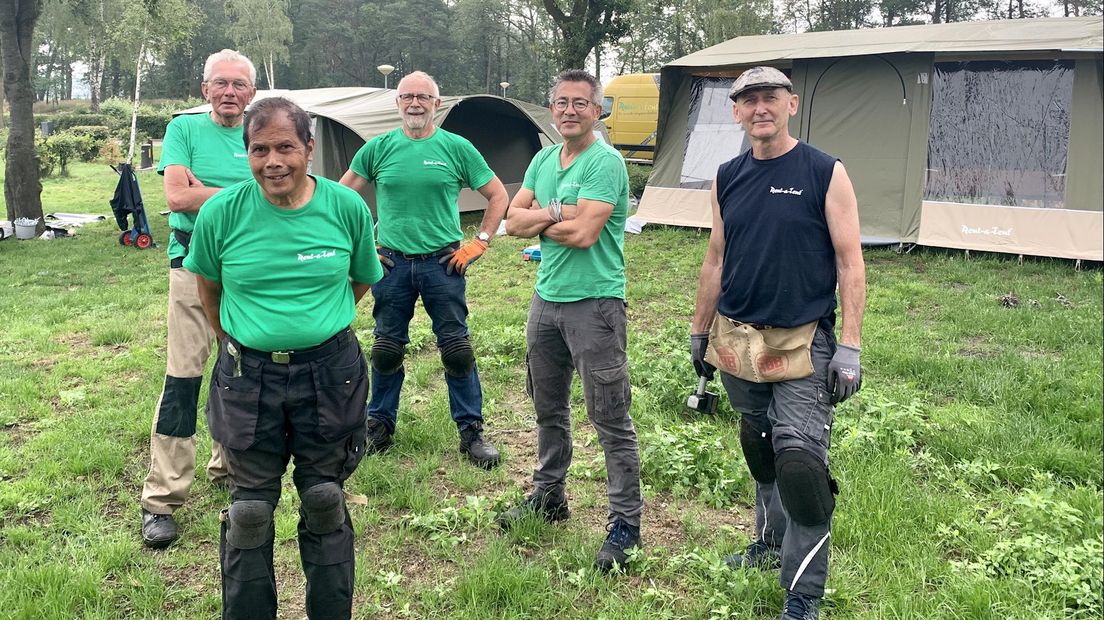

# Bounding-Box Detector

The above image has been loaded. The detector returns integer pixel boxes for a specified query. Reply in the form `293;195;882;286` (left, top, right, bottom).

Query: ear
788;93;799;117
305;137;315;159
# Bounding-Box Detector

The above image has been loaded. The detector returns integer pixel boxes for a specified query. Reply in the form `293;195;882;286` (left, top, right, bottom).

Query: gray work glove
827;344;862;404
690;333;715;380
378;250;394;277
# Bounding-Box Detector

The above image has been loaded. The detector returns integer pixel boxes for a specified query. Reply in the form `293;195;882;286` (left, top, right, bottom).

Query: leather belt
233;328;351;364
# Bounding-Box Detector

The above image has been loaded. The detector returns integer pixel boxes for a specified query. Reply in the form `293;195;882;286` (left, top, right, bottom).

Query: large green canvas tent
176;87;561;212
638;17;1103;260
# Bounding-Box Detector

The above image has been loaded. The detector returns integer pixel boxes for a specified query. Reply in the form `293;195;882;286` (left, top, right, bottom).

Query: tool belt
705;313;816;383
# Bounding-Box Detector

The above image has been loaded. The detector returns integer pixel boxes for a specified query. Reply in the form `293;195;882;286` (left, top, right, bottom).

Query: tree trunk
0;0;46;231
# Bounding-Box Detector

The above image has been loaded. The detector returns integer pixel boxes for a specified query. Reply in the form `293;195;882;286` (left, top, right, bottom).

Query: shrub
52;112;118;132
67;125;111;161
98;97;133;124
626;163;651;198
43;130;95;176
136;110;172;139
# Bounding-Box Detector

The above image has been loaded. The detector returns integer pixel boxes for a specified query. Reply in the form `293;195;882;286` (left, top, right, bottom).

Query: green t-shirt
349;127;494;254
183;176;383;351
157;113;251;260
522;140;629;302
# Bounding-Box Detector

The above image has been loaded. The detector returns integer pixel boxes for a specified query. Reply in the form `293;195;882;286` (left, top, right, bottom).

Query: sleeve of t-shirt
347;192;385;285
577;150;626;206
521;148;545;191
182;194;223;281
157;116;192;174
348;138;378;182
457;138;494;190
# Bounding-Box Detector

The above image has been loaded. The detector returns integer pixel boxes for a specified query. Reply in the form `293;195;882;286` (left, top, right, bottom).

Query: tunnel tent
640;16;1103;261
175;88;562;212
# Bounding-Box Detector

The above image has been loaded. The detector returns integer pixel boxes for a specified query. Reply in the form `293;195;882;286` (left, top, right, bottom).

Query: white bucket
14;217;39;240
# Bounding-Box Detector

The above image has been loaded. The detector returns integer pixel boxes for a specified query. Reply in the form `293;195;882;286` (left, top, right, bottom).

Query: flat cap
728;66;793;101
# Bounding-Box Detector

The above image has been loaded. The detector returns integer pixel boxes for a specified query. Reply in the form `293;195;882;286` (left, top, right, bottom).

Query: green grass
1;160;1101;618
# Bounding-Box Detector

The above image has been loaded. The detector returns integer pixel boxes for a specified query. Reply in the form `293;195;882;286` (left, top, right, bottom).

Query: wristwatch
477;231;491;245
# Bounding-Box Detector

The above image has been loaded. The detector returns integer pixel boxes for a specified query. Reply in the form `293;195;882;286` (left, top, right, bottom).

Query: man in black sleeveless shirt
690;66;866;620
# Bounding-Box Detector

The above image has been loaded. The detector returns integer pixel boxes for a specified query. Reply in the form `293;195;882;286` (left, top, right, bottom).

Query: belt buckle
271;351;291;364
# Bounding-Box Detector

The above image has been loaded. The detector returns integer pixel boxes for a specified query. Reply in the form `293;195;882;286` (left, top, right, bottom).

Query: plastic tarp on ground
176;88;561;212
641;16;1103;260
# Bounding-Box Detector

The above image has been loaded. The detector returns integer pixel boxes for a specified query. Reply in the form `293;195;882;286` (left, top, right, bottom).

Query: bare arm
339;169;369;193
474;176;509;240
195;274;226;341
824;161;865;348
351;282;372;304
540;198;613;249
691;180;725;334
164;165;221;213
504;188;554;238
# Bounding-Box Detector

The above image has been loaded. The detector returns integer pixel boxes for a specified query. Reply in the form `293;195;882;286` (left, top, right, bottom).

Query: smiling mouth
266;173;290;182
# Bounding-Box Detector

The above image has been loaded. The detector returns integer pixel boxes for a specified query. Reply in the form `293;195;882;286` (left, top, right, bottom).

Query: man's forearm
195;275;226;341
505;207;555;239
836;262;865;347
691;261;722;334
169;187;221;213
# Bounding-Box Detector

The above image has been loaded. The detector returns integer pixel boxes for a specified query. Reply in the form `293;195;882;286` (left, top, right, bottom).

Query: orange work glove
439;238;489;276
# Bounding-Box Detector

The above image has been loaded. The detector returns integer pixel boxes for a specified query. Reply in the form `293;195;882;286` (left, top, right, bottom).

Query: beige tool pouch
705;313;817;383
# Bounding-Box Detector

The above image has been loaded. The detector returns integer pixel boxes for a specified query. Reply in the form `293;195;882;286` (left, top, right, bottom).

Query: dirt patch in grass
958;335;997;359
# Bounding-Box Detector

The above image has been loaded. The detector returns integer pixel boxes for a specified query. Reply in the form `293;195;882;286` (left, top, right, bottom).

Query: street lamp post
499;81;510;98
377;64;396;89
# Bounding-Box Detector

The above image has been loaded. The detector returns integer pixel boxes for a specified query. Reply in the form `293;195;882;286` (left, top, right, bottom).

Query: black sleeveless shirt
716;141;838;329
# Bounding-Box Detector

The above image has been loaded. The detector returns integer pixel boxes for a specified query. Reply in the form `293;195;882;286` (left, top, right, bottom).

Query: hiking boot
365;417;393;454
496;493;571;530
780;591;821;620
725;539;782;571
459;422;500;469
141;509;178;549
594;518;641;573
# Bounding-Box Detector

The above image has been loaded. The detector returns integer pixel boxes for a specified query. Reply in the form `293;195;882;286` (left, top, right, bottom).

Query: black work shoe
365;417;393;454
725;539;782;571
496;493;571;530
459;422;500;469
141;509;178;549
594;518;641;573
780;591;821;620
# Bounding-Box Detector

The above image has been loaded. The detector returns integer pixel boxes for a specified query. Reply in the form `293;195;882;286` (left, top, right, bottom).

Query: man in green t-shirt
500;69;643;573
339;71;508;469
139;49;257;549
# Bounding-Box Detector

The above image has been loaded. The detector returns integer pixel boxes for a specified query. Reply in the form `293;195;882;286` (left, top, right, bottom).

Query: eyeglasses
205;78;252;92
552;98;595;112
398;93;437;104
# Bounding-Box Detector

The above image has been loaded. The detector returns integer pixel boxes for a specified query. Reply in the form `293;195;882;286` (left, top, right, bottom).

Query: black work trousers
207;328;369;620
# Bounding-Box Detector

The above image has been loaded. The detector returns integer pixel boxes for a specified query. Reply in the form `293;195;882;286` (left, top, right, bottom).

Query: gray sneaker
725;539;782;570
780;591;820;620
141;509;178;549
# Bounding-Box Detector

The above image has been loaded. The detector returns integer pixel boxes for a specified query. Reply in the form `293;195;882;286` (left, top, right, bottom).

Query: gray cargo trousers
525;294;643;526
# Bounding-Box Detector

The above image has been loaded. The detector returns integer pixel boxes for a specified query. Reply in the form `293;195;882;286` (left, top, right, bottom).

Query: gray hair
548;69;603;104
397;70;440;97
203;49;257;85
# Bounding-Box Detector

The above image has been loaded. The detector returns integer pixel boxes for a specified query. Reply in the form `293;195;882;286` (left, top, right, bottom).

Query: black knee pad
226;500;275;550
775;449;838;527
155;375;202;437
300;482;345;535
439;337;475;378
739;419;776;483
371;338;404;375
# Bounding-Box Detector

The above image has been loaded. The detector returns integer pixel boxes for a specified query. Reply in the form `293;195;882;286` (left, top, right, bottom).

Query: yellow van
601;73;660;163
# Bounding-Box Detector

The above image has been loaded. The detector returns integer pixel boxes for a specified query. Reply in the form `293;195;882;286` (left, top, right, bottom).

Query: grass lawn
0;160;1101;619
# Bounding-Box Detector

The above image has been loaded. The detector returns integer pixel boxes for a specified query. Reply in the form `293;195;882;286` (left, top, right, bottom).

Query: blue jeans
369;247;482;432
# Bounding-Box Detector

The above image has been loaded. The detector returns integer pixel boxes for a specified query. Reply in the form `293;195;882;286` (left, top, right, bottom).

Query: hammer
686;375;718;414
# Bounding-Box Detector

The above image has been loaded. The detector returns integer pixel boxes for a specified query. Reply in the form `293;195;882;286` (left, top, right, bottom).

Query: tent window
925;60;1074;209
680;77;748;189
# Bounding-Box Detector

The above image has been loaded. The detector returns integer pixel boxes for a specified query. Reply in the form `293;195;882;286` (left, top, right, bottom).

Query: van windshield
600;96;613;119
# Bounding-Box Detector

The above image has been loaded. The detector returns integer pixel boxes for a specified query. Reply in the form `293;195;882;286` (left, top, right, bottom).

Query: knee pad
371;338;404;375
439;337;475;378
226;500;275;550
300;482;346;535
775;449;838;527
739;419;776;484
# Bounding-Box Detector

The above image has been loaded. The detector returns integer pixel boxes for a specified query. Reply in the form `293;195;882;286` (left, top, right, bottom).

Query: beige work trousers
140;267;227;514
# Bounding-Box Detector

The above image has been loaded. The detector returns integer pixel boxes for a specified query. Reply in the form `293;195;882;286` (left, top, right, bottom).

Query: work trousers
525;294;643;526
141;267;227;515
369;246;482;432
208;328;368;620
720;326;838;597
